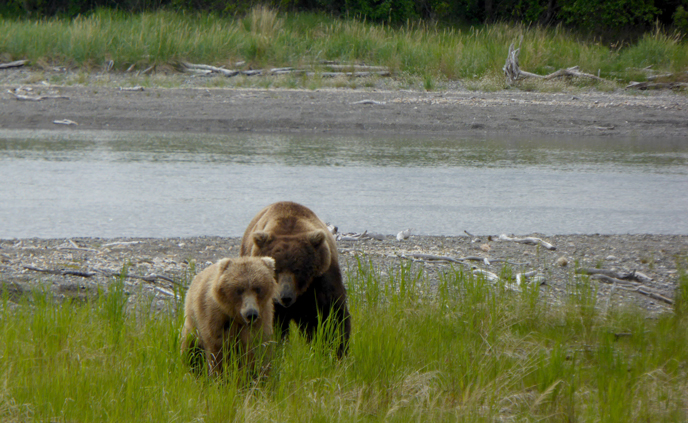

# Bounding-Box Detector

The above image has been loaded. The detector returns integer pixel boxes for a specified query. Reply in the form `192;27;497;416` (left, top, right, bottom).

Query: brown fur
240;201;351;356
181;256;277;375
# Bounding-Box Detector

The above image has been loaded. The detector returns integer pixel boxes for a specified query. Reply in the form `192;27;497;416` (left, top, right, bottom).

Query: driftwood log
23;265;178;285
498;234;556;250
504;41;604;85
336;230;385;241
587;273;673;305
183;62;391;78
398;253;521;267
8;90;70;101
0;60;27;69
576;268;671;305
576;268;652;284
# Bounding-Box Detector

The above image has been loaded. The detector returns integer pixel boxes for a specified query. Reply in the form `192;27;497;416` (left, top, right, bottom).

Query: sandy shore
1;71;687;138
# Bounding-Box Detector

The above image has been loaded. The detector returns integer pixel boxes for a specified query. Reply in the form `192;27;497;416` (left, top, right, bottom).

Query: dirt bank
1;70;687;138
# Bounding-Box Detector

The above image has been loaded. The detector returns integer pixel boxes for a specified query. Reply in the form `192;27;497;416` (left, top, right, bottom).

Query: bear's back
240;201;334;257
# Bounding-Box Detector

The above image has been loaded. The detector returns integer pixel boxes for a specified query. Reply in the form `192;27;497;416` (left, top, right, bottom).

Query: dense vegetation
1;6;687;90
2;0;688;32
2;260;688;422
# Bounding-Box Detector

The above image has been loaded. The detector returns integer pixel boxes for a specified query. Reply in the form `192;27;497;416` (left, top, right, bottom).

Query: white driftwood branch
182;62;391;78
8;90;69;101
576;268;652;284
336;230;385;241
182;62;239;77
119;86;144;91
0;60;28;69
504;41;604;84
400;253;462;263
503;42;522;84
53;119;78;125
499;234;556;250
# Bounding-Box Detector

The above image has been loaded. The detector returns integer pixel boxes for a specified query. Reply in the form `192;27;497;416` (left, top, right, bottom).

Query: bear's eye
254;287;262;296
235;288;244;296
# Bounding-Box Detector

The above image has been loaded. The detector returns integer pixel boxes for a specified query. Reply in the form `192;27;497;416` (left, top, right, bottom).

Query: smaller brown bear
181;256;277;375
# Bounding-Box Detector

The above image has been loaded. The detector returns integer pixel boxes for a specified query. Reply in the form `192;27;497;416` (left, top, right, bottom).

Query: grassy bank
1;8;687;91
2;260;688;422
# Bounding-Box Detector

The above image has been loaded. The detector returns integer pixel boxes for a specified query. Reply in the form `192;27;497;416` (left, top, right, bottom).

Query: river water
1;129;686;238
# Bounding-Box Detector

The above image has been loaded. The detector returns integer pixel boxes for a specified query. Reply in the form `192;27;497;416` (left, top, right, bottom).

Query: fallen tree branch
23;265;179;286
182;62;239;77
336;230;385;241
589;273;640;287
576;268;652;284
53;119;78;125
504;41;603;84
8;90;70;101
23;265;96;278
182;62;391;78
398;253;521;267
0;60;28;69
400;253;462;263
588;273;673;305
499;234;556;250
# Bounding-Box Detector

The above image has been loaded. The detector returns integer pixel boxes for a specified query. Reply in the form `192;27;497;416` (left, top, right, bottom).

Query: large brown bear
181;256;277;375
240;201;351;357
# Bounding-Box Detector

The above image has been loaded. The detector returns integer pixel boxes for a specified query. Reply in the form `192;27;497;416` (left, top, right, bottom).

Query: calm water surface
1;130;687;238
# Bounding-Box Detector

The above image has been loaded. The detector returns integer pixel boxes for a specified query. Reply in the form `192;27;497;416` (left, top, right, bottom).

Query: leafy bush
557;0;660;30
674;4;688;33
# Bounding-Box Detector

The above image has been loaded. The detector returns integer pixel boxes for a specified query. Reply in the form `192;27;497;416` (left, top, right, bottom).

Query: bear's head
211;257;277;325
250;230;331;308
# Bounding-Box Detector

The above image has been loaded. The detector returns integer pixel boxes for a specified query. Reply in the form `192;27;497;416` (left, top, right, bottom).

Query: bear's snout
277;273;297;308
242;307;260;324
280;292;295;308
240;295;262;325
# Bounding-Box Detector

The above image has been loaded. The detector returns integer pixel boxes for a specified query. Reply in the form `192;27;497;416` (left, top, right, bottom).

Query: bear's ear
252;231;271;248
260;256;276;272
217;258;233;273
307;230;327;248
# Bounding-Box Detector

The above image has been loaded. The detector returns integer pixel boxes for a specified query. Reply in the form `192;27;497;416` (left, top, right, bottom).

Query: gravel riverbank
1;234;685;315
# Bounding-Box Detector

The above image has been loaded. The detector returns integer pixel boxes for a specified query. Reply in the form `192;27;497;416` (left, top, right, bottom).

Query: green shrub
557;0;660;30
674;5;688;34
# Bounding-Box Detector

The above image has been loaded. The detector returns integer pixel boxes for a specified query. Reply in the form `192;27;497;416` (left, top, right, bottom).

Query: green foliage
1;0;685;31
674;4;688;33
557;0;660;30
342;0;417;23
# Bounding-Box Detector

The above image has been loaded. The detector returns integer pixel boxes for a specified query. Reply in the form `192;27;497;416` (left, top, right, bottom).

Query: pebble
556;256;568;267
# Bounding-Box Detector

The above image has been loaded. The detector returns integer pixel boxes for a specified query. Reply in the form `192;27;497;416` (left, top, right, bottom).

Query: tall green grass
1;7;687;85
2;259;688;422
